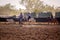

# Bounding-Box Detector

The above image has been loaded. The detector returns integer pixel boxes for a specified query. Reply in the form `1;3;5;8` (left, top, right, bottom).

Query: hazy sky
41;0;60;7
0;0;26;9
0;0;60;9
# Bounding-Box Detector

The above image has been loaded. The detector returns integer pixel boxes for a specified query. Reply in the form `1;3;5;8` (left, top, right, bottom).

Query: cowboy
19;13;23;24
27;13;31;21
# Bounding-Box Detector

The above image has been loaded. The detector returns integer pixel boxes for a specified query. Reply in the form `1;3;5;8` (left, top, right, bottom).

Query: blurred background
0;0;60;17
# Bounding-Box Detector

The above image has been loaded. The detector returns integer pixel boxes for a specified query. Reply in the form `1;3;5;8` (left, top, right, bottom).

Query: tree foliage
0;3;19;15
20;0;56;13
20;0;44;13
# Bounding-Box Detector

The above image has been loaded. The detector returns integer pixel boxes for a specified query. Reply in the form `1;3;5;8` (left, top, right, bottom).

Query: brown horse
50;18;58;25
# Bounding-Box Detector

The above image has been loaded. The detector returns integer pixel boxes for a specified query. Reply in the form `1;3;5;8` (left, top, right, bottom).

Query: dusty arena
0;22;60;40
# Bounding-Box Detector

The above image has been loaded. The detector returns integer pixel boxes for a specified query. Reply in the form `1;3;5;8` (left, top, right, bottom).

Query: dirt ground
0;22;60;40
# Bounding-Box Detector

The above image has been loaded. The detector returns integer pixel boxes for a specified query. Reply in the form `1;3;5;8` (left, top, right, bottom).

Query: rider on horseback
19;13;23;24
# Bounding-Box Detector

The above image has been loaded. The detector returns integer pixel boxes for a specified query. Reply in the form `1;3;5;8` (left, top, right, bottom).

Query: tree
55;7;60;12
20;0;44;13
0;3;18;15
43;5;55;12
